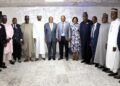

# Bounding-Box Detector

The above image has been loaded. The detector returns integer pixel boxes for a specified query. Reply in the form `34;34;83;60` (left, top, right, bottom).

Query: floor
0;58;120;86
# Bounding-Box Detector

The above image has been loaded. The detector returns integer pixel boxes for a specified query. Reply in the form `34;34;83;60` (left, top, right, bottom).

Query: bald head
49;16;53;23
61;15;66;22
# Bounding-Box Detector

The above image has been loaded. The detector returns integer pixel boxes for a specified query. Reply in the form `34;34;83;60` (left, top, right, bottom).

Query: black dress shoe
102;68;112;73
48;58;51;60
119;80;120;83
81;60;86;63
24;59;29;62
9;60;15;65
35;58;39;61
108;73;118;76
95;64;99;67
18;60;22;63
114;75;120;79
0;65;7;68
53;58;56;60
58;58;63;60
42;58;46;60
0;69;2;72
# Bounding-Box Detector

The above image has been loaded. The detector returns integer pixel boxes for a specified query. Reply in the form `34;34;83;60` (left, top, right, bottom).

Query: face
49;16;53;23
83;14;88;22
111;11;117;20
73;18;78;24
102;16;108;23
2;16;7;24
25;16;29;23
61;16;65;22
37;16;42;21
12;18;17;24
92;17;97;24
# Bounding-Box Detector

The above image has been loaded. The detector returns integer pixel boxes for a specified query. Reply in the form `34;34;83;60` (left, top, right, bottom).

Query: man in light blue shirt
56;15;71;61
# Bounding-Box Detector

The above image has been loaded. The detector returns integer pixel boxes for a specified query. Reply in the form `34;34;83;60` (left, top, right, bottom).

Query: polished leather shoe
108;73;118;76
114;75;120;79
9;60;15;65
24;59;29;62
0;65;7;68
81;60;86;63
42;58;46;60
35;58;39;61
48;58;51;60
53;58;56;60
0;69;2;72
58;58;63;60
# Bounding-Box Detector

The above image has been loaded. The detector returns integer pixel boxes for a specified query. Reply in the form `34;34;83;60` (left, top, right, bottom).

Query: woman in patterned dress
71;17;81;60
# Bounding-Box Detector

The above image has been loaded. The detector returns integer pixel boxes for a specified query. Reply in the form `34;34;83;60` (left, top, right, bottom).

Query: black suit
12;24;23;61
0;24;6;65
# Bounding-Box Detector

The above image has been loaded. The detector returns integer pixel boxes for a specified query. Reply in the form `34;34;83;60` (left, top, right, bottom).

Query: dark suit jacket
12;24;23;44
0;24;6;45
44;22;57;43
117;26;120;51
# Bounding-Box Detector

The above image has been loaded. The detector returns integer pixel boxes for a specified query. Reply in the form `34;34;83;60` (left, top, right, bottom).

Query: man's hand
4;43;7;47
34;38;36;43
113;47;116;52
20;39;23;42
6;38;11;43
105;44;107;49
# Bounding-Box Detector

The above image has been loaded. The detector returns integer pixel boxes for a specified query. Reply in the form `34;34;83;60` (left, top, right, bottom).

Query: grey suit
56;22;71;60
56;22;71;41
44;22;57;59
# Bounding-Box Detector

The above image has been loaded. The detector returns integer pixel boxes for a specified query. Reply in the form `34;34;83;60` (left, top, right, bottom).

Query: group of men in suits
0;8;120;83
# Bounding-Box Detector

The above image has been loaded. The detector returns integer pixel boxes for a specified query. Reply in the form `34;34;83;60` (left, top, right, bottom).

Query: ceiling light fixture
45;0;64;2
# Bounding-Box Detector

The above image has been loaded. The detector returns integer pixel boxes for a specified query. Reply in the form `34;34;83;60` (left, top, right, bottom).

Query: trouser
59;36;69;59
47;41;56;59
81;44;92;63
0;43;4;65
13;42;22;61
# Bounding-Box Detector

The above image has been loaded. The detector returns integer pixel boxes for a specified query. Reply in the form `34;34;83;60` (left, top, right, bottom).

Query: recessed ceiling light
45;0;64;2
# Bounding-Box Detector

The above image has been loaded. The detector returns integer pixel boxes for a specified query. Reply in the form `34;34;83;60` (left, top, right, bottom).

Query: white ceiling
0;0;120;7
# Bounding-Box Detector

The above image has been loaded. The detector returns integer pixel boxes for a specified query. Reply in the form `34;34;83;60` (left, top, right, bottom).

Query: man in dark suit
90;16;101;64
0;13;7;71
56;15;71;61
44;16;57;60
12;17;23;63
80;12;93;64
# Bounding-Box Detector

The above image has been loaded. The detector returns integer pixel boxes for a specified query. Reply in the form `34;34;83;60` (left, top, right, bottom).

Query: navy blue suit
90;23;101;62
12;24;23;61
117;26;120;51
80;20;93;63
